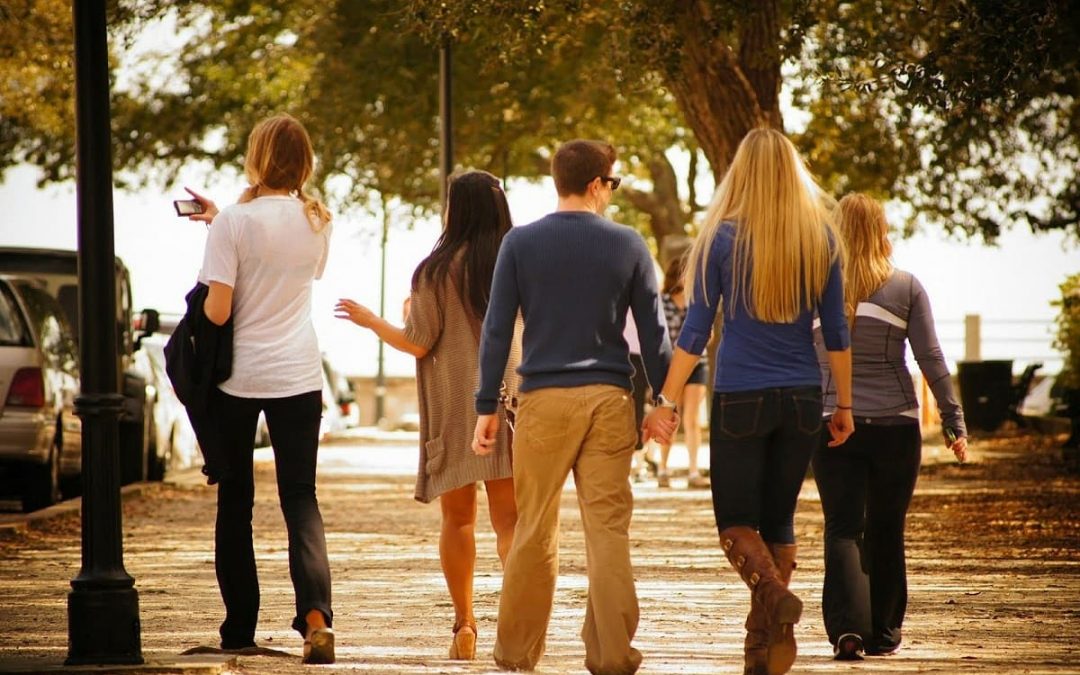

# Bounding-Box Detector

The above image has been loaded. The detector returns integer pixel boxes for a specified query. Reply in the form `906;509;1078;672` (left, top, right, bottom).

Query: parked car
0;276;82;511
323;357;359;428
0;247;159;487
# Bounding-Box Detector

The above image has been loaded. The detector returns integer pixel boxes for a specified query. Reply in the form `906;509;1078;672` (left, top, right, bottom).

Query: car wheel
23;434;61;513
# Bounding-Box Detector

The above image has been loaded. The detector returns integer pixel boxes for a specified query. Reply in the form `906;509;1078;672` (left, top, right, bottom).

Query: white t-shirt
198;195;331;398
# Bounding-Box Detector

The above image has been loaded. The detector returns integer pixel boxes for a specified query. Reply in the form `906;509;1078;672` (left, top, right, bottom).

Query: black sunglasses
598;175;621;191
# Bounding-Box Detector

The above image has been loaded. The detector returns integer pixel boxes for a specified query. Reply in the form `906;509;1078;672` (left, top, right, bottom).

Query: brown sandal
448;618;477;660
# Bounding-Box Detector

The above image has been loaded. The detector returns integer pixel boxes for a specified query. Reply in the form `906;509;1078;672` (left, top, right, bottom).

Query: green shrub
1052;272;1080;390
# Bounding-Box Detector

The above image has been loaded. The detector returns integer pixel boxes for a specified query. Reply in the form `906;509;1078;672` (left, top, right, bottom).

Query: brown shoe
687;474;710;489
766;543;798;674
743;595;769;675
720;527;802;675
448;618;477;660
302;627;335;665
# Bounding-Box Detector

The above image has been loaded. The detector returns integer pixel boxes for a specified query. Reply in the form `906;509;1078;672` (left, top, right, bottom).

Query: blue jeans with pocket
709;386;823;544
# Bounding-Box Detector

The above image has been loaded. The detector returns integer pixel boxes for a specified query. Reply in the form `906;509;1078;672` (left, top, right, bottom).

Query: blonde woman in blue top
645;128;855;675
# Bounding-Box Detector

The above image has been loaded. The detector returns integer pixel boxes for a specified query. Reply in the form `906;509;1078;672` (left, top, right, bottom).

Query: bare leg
683;384;707;477
439;484;479;625
484;477;517;567
658;442;672;487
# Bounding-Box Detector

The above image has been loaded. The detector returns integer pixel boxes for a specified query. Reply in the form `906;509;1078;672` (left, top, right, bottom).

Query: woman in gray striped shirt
813;193;968;660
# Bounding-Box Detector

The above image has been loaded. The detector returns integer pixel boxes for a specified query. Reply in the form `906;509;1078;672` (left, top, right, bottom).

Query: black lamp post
66;0;143;664
439;39;453;209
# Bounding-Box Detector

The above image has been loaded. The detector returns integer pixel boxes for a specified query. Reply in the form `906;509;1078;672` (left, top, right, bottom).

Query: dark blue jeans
811;421;921;651
709;386;823;544
212;388;333;648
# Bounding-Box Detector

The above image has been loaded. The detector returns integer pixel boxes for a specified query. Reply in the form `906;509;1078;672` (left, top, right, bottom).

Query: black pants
811;421;921;651
709;386;822;544
212;388;332;647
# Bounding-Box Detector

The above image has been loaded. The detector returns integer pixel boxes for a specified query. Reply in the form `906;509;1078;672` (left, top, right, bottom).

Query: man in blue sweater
472;140;673;674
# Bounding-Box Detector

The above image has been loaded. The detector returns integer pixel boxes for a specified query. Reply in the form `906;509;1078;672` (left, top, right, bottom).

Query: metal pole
375;199;389;425
439;39;453;211
67;0;142;665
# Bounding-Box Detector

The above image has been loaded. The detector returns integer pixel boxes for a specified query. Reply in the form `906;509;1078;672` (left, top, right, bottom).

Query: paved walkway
0;429;1077;673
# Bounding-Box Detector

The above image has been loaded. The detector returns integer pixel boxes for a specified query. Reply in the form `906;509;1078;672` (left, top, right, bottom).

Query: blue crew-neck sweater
476;211;672;414
677;221;850;392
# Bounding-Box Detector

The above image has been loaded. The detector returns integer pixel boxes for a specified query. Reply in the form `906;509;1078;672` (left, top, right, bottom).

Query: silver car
0;275;81;511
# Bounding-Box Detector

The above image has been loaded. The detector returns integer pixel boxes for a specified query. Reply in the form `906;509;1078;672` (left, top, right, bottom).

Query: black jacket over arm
164;282;234;484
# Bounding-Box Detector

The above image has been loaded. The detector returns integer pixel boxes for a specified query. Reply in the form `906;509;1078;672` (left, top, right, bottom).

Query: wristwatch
654;393;678;413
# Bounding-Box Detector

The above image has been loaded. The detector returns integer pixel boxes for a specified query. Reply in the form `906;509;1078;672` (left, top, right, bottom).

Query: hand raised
334;299;378;328
184;186;219;224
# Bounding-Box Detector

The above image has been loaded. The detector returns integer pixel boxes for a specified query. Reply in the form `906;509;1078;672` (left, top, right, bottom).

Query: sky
0;161;1074;378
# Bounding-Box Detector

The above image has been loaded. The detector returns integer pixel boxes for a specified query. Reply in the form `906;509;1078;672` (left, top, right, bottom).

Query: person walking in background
655;253;710;489
812;193;968;660
335;170;520;661
644;127;855;675
184;113;336;664
472;139;674;675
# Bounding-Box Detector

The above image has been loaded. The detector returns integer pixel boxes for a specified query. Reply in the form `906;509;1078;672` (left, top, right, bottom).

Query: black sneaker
834;633;865;661
866;639;900;656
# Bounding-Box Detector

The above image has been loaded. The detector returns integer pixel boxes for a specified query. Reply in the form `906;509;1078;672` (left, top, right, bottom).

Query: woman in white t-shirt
185;114;336;664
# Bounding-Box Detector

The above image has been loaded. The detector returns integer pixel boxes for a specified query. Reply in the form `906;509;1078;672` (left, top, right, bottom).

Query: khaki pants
494;384;642;675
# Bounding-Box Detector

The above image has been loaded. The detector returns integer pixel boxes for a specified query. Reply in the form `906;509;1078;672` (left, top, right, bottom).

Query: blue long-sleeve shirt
476;211;672;414
677;221;849;392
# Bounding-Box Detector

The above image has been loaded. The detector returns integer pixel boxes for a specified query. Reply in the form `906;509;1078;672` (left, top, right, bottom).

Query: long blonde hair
239;113;331;232
836;193;893;323
683;128;840;323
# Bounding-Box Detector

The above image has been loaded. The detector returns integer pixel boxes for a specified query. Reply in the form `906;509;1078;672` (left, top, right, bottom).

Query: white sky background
0;13;1076;377
0;161;1074;378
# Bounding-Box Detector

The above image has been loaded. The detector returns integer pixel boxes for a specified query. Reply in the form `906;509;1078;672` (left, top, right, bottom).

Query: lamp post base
66;586;143;665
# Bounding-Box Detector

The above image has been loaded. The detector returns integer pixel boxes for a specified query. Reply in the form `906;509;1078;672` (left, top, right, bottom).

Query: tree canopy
0;0;1076;241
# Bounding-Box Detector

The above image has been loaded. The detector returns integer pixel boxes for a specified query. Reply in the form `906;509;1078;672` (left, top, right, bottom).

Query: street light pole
375;196;389;425
439;39;453;209
67;0;142;665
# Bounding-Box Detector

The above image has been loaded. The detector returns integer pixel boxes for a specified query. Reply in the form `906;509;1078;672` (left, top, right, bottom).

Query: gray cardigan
815;269;967;440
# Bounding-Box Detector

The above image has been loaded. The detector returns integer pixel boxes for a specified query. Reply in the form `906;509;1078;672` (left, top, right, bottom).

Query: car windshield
0;282;31;346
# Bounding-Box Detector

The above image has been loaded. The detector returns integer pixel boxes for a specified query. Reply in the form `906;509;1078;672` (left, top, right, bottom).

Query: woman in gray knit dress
813;193;968;660
335;171;520;660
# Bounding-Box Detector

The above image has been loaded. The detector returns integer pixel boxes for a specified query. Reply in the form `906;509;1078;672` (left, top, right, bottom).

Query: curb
0;481;163;539
0;654;237;674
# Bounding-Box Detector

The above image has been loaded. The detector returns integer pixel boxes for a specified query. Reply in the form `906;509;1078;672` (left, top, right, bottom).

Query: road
0;429;1077;674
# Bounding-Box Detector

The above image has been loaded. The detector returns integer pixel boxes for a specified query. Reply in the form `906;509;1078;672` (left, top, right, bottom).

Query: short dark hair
551;140;617;197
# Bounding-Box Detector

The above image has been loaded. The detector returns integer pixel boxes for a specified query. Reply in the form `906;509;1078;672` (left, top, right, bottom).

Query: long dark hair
412;170;513;320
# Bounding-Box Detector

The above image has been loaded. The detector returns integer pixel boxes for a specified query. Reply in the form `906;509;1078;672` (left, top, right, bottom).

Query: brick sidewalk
1;431;1077;673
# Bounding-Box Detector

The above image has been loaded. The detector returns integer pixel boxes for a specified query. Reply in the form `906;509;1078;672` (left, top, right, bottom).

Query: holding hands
642;407;680;446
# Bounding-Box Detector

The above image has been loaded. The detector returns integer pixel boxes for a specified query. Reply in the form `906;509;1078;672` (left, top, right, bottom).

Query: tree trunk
622;152;688;249
662;0;785;182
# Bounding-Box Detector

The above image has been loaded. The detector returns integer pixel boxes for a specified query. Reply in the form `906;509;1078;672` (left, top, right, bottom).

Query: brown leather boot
720;527;802;675
743;597;769;675
741;543;799;675
767;543;798;674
